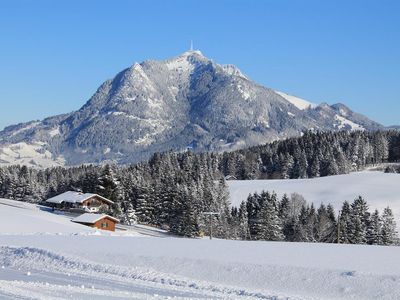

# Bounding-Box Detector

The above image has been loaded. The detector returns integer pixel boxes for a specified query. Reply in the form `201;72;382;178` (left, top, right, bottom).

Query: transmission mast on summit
190;40;194;51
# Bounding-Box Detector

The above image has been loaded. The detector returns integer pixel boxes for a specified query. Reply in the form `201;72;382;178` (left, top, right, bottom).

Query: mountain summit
0;51;384;167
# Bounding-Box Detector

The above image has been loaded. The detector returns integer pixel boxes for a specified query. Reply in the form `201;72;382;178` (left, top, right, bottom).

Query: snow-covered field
1;195;400;299
0;198;95;235
228;171;400;217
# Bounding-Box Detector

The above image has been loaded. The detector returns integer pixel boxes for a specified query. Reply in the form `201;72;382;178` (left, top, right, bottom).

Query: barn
71;213;119;231
45;191;114;212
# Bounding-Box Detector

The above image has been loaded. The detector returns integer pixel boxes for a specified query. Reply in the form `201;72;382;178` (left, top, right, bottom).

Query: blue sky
0;0;399;130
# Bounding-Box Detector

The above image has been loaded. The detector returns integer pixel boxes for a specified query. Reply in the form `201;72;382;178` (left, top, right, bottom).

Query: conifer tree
293;205;309;242
310;156;320;177
256;197;284;241
306;204;317;242
348;196;370;244
315;204;336;243
96;164;121;202
338;201;352;244
367;209;382;245
246;192;262;237
135;185;154;224
381;207;397;245
170;187;200;238
237;201;250;239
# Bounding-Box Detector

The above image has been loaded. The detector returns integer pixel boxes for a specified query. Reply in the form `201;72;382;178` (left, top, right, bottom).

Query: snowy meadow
0;195;400;299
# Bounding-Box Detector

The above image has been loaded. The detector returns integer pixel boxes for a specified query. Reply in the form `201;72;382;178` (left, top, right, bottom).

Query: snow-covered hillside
0;199;94;235
275;91;316;110
228;171;400;217
0;142;65;168
0;198;400;299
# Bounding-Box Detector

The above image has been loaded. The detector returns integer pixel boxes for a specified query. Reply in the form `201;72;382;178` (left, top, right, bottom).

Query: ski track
1;242;399;300
0;246;292;300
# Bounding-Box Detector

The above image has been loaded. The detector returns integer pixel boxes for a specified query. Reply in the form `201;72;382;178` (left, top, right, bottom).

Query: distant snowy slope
228;171;400;217
0;142;65;168
334;114;365;131
274;90;316;110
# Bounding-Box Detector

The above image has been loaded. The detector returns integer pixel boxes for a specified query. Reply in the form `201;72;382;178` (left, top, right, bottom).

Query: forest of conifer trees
239;192;397;245
0;130;399;243
220;130;400;179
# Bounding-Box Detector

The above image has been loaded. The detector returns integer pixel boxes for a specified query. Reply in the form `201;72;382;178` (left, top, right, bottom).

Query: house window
101;222;108;228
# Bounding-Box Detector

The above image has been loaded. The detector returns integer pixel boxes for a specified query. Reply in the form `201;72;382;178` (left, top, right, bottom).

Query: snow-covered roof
72;213;119;224
45;191;114;205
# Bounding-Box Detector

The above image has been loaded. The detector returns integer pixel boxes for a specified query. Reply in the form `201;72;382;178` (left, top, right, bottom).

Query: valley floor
1;198;400;299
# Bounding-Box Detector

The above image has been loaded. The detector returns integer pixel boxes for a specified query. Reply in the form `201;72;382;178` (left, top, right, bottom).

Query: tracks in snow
0;246;294;300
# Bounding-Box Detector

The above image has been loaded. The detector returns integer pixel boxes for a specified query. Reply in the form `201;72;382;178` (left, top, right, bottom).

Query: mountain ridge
0;50;386;167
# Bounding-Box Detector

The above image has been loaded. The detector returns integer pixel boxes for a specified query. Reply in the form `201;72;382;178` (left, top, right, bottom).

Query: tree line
0;130;399;243
232;192;398;245
0;152;228;237
220;130;400;179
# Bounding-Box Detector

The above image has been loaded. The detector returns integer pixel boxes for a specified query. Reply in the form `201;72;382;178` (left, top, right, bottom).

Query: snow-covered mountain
0;50;384;167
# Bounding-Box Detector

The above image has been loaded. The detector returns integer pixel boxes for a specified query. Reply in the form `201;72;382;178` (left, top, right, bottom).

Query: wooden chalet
71;213;119;231
45;191;114;212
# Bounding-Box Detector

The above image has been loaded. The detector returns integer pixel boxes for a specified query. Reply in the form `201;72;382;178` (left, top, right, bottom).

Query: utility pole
337;210;341;244
202;212;220;239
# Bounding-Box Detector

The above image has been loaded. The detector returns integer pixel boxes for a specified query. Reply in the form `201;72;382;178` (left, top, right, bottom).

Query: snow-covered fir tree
315;204;337;243
338;201;352;244
381;207;397;245
367;209;382;245
348;196;370;244
256;193;284;241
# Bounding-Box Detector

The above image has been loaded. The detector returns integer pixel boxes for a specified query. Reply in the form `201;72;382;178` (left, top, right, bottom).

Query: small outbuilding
71;213;119;231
